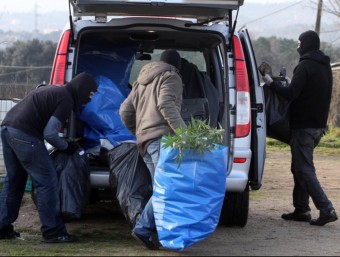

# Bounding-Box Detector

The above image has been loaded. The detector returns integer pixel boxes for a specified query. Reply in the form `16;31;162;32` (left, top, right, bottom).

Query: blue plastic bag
79;76;136;149
152;143;228;251
77;42;138;91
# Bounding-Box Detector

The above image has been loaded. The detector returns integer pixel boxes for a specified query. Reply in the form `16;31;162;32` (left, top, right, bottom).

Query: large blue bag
79;75;136;149
152;143;228;251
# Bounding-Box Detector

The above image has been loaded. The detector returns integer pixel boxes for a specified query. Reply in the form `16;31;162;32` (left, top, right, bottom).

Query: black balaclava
160;49;181;69
65;72;98;109
297;30;320;56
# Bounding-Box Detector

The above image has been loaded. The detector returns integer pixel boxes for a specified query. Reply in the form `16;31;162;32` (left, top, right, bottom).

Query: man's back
120;60;186;145
290;50;332;129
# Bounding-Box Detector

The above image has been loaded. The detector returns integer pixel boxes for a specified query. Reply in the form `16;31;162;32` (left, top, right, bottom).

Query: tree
252;36;340;78
315;0;323;35
252;36;299;78
323;0;340;18
311;0;340;18
0;39;57;99
311;0;340;42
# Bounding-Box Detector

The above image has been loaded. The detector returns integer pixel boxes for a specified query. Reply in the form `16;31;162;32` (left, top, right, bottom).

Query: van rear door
237;27;266;190
71;0;244;21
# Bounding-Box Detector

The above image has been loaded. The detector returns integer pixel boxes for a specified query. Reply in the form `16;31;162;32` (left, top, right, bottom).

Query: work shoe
310;209;338;226
131;231;158;250
281;210;311;222
42;233;78;243
0;230;21;240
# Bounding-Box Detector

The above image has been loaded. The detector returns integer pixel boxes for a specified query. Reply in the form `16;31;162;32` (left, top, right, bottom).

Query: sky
1;0;302;13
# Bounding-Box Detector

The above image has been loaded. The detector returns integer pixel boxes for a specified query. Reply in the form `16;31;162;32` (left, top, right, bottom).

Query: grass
266;127;340;154
0;233;135;256
251;128;340;205
0;198;163;257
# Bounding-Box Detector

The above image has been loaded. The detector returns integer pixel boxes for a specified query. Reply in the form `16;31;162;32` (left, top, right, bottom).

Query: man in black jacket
0;72;97;242
262;30;338;226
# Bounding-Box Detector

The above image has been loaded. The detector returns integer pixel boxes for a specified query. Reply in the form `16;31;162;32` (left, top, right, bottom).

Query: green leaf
162;118;225;167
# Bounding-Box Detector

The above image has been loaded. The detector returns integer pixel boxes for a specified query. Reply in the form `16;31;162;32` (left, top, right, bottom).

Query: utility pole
315;0;323;35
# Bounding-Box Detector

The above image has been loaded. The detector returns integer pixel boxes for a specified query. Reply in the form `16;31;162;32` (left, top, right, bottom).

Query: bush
328;70;340;128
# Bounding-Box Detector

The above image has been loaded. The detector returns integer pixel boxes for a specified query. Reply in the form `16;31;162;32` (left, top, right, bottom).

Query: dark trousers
290;128;333;215
0;125;66;238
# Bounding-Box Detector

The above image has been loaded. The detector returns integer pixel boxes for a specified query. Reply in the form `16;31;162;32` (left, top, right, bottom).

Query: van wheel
219;185;249;227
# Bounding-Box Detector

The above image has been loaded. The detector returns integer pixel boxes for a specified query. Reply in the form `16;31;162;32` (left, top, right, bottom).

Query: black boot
310;209;338;226
0;230;21;240
281;210;311;222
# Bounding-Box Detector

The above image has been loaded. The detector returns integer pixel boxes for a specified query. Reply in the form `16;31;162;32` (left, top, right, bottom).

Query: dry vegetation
328;69;340;127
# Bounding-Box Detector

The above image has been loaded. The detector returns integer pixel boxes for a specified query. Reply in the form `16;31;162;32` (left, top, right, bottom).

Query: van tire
219;185;249;227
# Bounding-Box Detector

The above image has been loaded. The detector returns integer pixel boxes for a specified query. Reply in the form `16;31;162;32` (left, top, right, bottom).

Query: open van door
71;0;244;21
237;27;266;190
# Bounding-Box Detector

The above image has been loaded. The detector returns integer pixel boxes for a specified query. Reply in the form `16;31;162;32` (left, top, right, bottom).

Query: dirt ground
11;149;340;256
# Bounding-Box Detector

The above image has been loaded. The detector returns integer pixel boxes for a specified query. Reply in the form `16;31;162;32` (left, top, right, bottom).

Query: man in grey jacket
120;49;186;250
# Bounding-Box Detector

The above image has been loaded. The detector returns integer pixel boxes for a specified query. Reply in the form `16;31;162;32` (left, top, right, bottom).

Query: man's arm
119;93;137;135
263;64;307;101
158;73;186;131
43;116;68;150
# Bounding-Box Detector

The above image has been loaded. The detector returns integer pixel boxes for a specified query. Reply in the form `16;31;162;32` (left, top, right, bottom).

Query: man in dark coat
262;30;337;226
0;72;97;242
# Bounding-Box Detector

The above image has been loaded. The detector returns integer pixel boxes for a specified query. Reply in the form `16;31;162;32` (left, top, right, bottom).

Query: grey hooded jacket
119;61;186;146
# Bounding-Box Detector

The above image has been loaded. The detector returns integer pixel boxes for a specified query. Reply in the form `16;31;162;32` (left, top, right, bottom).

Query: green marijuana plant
161;118;225;167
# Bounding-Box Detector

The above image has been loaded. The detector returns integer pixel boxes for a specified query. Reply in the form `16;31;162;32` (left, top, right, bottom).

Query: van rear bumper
89;147;252;192
226;147;251;192
90;170;111;189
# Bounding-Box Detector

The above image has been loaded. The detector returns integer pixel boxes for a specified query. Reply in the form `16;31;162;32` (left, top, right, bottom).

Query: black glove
63;141;80;155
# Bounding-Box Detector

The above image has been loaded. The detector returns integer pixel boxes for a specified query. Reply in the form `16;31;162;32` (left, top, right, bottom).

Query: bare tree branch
311;0;340;18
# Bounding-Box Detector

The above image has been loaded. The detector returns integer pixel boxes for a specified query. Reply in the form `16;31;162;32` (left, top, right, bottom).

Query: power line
0;83;37;86
240;1;304;27
0;65;51;69
0;65;51;77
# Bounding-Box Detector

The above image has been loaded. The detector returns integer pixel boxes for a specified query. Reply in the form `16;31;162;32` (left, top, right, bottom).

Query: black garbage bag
108;142;152;227
31;148;90;221
52;149;90;220
264;79;291;144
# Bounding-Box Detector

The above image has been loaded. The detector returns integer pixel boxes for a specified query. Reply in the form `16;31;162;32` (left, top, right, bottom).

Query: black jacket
2;72;97;140
271;50;333;129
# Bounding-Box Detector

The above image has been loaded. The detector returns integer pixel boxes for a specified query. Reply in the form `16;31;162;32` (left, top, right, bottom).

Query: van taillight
50;30;71;85
233;35;251;138
234;157;247;163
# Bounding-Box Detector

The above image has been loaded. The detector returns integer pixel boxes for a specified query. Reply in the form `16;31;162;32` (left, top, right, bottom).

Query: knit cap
297;30;320;56
160;49;181;69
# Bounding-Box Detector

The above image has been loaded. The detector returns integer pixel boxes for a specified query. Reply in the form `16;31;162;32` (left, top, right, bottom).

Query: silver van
49;0;266;227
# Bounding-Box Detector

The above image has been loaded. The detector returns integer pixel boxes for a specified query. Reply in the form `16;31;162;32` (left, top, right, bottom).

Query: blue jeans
0;125;67;238
133;139;160;237
290;128;333;215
